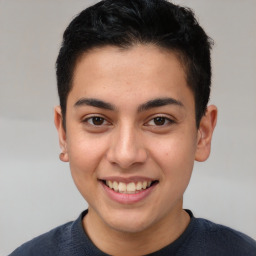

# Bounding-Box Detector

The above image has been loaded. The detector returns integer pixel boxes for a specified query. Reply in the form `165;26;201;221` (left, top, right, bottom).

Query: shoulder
9;220;74;256
191;217;256;256
9;210;109;256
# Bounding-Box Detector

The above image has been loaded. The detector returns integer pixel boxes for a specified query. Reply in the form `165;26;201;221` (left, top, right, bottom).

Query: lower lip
101;182;157;204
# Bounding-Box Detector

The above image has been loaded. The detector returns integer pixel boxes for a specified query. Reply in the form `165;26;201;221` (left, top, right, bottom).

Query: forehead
69;44;194;109
74;44;186;81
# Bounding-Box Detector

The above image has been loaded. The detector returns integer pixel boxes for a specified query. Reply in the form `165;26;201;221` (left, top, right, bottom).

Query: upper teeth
105;181;152;193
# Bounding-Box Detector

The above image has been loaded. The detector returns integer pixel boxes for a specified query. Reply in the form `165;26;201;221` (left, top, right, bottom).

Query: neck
83;203;190;255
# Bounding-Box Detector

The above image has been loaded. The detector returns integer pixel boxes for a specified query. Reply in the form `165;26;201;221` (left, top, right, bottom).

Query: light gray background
0;0;255;254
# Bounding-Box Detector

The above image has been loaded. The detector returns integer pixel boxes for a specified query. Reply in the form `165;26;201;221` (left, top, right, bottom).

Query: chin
109;219;151;234
102;209;157;234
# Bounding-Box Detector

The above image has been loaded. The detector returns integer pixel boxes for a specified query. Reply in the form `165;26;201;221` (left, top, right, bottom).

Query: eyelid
82;114;112;126
144;114;176;126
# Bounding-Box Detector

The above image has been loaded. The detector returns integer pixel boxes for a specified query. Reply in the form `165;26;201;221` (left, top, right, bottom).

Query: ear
54;106;69;162
195;105;217;162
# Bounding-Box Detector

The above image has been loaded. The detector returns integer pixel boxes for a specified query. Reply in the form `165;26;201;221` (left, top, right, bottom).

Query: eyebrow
74;98;115;111
74;97;183;112
138;97;184;112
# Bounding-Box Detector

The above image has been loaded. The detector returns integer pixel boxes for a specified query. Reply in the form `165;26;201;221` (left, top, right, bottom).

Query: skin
55;44;217;255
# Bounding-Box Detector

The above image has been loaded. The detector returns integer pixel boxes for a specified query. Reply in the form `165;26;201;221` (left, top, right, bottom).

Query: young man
10;0;256;255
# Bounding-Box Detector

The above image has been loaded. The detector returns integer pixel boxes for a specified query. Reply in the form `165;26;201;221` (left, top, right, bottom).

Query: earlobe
195;105;217;162
54;106;69;162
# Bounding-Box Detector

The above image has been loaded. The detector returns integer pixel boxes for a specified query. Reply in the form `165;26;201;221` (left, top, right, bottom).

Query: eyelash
83;116;111;126
82;115;175;127
145;116;175;127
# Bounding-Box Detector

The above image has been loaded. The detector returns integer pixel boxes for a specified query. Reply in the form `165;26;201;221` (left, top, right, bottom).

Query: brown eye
91;117;105;125
146;116;174;127
153;117;166;126
85;116;107;126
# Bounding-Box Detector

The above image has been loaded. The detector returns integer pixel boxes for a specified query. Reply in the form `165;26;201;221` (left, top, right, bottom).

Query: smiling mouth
100;180;159;194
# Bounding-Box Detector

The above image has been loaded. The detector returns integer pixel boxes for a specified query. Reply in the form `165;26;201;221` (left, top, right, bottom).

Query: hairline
61;43;200;130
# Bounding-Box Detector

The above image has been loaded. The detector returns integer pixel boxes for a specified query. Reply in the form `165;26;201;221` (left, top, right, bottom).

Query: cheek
150;134;197;177
67;134;108;187
67;132;106;165
66;136;105;202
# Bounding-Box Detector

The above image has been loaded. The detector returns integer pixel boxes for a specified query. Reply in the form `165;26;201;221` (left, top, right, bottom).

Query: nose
106;124;148;169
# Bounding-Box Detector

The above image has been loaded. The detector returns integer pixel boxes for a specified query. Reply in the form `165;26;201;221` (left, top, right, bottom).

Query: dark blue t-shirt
9;210;256;256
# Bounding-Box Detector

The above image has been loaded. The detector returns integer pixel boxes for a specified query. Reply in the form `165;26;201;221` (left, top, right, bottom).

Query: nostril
106;131;148;168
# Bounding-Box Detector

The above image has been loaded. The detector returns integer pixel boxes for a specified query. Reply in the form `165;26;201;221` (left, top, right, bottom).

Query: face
55;44;216;234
